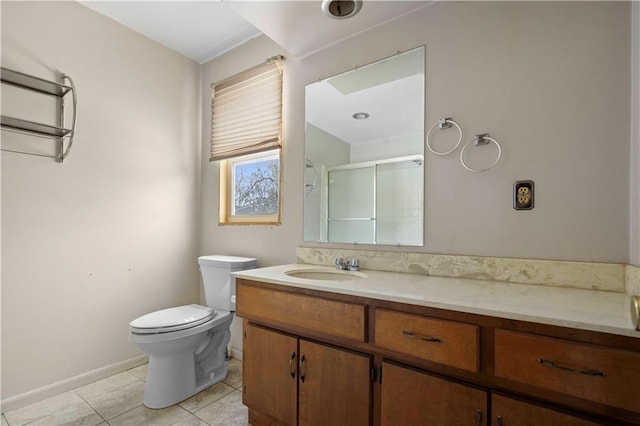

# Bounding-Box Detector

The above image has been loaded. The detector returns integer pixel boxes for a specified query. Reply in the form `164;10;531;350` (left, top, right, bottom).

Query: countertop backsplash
627;264;640;295
297;247;633;294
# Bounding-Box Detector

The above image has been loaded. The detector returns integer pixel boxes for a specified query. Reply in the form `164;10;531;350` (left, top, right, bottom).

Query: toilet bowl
129;255;256;409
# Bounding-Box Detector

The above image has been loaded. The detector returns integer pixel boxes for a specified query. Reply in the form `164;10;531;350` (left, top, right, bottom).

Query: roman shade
210;56;284;161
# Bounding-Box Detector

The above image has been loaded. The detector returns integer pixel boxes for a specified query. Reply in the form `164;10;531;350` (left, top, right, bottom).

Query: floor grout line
70;389;108;425
4;360;245;426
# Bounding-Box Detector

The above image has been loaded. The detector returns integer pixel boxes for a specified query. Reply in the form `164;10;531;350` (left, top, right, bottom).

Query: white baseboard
1;354;148;414
230;347;243;361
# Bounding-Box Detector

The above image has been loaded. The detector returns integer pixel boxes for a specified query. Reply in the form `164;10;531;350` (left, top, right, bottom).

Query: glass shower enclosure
324;155;423;245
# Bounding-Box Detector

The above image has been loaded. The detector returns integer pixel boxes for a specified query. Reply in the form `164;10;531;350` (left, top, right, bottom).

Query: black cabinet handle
289;351;296;379
402;330;443;343
537;358;605;377
300;354;306;383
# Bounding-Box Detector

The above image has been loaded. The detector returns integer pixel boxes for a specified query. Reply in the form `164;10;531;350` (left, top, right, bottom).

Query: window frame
219;149;282;225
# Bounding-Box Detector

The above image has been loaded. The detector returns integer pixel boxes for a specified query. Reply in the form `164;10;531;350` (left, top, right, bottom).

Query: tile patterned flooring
2;360;248;426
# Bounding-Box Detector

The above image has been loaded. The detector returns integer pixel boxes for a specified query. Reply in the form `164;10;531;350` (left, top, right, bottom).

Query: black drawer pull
300;354;306;383
402;330;443;343
581;368;606;377
537;358;605;377
289;351;296;379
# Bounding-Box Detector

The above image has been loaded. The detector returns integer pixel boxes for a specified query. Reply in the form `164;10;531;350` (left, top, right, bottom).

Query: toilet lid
130;304;215;333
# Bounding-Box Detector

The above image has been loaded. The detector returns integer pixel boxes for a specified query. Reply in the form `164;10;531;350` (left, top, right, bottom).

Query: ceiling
80;1;432;63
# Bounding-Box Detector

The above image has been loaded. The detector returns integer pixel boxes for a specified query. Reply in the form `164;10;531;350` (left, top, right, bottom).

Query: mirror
303;46;425;246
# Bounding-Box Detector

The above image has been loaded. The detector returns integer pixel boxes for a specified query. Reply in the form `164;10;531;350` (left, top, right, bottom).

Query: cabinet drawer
236;281;367;342
491;394;600;426
494;329;640;413
374;308;479;372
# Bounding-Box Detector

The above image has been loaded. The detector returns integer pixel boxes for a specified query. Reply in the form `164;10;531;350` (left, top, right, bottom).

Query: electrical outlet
513;180;534;210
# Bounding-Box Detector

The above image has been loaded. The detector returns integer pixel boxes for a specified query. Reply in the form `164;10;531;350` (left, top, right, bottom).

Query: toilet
129;255;256;409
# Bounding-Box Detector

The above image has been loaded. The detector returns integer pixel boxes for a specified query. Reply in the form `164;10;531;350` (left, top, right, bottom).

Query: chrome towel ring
460;133;502;173
426;117;463;156
304;158;317;196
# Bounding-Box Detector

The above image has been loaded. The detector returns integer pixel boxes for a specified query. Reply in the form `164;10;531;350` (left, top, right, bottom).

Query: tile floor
2;360;248;426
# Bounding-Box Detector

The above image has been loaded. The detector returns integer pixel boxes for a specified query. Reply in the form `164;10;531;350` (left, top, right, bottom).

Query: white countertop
234;263;640;339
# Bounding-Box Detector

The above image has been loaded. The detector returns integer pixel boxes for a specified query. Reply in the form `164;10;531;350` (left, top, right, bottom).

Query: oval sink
285;269;367;281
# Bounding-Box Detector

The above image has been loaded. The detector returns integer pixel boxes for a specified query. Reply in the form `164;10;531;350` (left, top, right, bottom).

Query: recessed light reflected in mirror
352;112;370;120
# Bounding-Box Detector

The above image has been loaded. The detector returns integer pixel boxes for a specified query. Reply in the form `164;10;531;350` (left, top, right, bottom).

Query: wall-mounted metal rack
1;67;77;162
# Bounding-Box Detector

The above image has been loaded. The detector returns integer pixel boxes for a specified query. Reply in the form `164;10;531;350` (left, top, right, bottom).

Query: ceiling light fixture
352;112;370;120
321;0;363;20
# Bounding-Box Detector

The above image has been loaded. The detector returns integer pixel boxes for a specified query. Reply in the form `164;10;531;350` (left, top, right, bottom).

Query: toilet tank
198;255;256;311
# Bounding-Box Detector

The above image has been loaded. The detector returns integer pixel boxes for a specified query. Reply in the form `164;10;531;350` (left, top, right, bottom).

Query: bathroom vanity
235;264;640;426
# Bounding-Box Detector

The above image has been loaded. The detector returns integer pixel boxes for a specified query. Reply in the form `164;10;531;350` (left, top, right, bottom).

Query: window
211;56;284;224
219;150;280;224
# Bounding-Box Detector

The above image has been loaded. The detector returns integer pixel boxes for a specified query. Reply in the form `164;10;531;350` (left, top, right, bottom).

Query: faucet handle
335;257;345;270
348;258;360;271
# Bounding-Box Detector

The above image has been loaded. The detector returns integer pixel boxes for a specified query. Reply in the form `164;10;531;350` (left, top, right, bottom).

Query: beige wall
201;1;631;266
1;2;201;400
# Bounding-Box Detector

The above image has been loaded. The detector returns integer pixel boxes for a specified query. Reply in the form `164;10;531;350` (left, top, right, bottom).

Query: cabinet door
243;322;297;425
491;394;600;426
298;340;371;426
381;362;487;426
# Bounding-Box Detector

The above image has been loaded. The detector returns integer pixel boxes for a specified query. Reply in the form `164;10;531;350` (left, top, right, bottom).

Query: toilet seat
130;310;232;345
130;304;216;334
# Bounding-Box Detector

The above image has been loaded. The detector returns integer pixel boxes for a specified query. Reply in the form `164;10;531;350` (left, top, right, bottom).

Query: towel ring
426;117;463;156
304;158;317;196
460;133;502;173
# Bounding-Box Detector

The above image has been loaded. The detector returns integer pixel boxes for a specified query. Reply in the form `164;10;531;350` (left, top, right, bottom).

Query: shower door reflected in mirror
304;46;425;246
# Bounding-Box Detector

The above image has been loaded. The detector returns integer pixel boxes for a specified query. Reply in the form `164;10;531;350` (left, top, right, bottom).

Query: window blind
210;56;284;161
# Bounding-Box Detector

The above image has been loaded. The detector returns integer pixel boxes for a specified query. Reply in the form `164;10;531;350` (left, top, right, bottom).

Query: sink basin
285;269;367;281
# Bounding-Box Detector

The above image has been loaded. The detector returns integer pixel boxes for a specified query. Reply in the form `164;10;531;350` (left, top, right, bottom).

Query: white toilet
129;255;256;409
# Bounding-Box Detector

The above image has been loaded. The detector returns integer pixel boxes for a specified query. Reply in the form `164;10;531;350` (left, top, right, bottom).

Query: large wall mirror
303;46;425;246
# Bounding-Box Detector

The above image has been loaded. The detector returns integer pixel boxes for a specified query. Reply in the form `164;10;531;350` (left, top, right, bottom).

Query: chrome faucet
335;257;360;271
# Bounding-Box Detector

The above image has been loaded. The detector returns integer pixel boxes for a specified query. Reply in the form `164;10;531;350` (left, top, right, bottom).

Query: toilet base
134;312;234;409
144;355;229;409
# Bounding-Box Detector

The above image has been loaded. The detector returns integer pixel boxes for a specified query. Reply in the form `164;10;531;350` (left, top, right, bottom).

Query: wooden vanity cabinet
243;322;371;426
238;281;371;426
236;278;640;426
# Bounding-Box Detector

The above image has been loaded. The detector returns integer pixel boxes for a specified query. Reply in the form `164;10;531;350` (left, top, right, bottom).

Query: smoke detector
321;0;363;19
